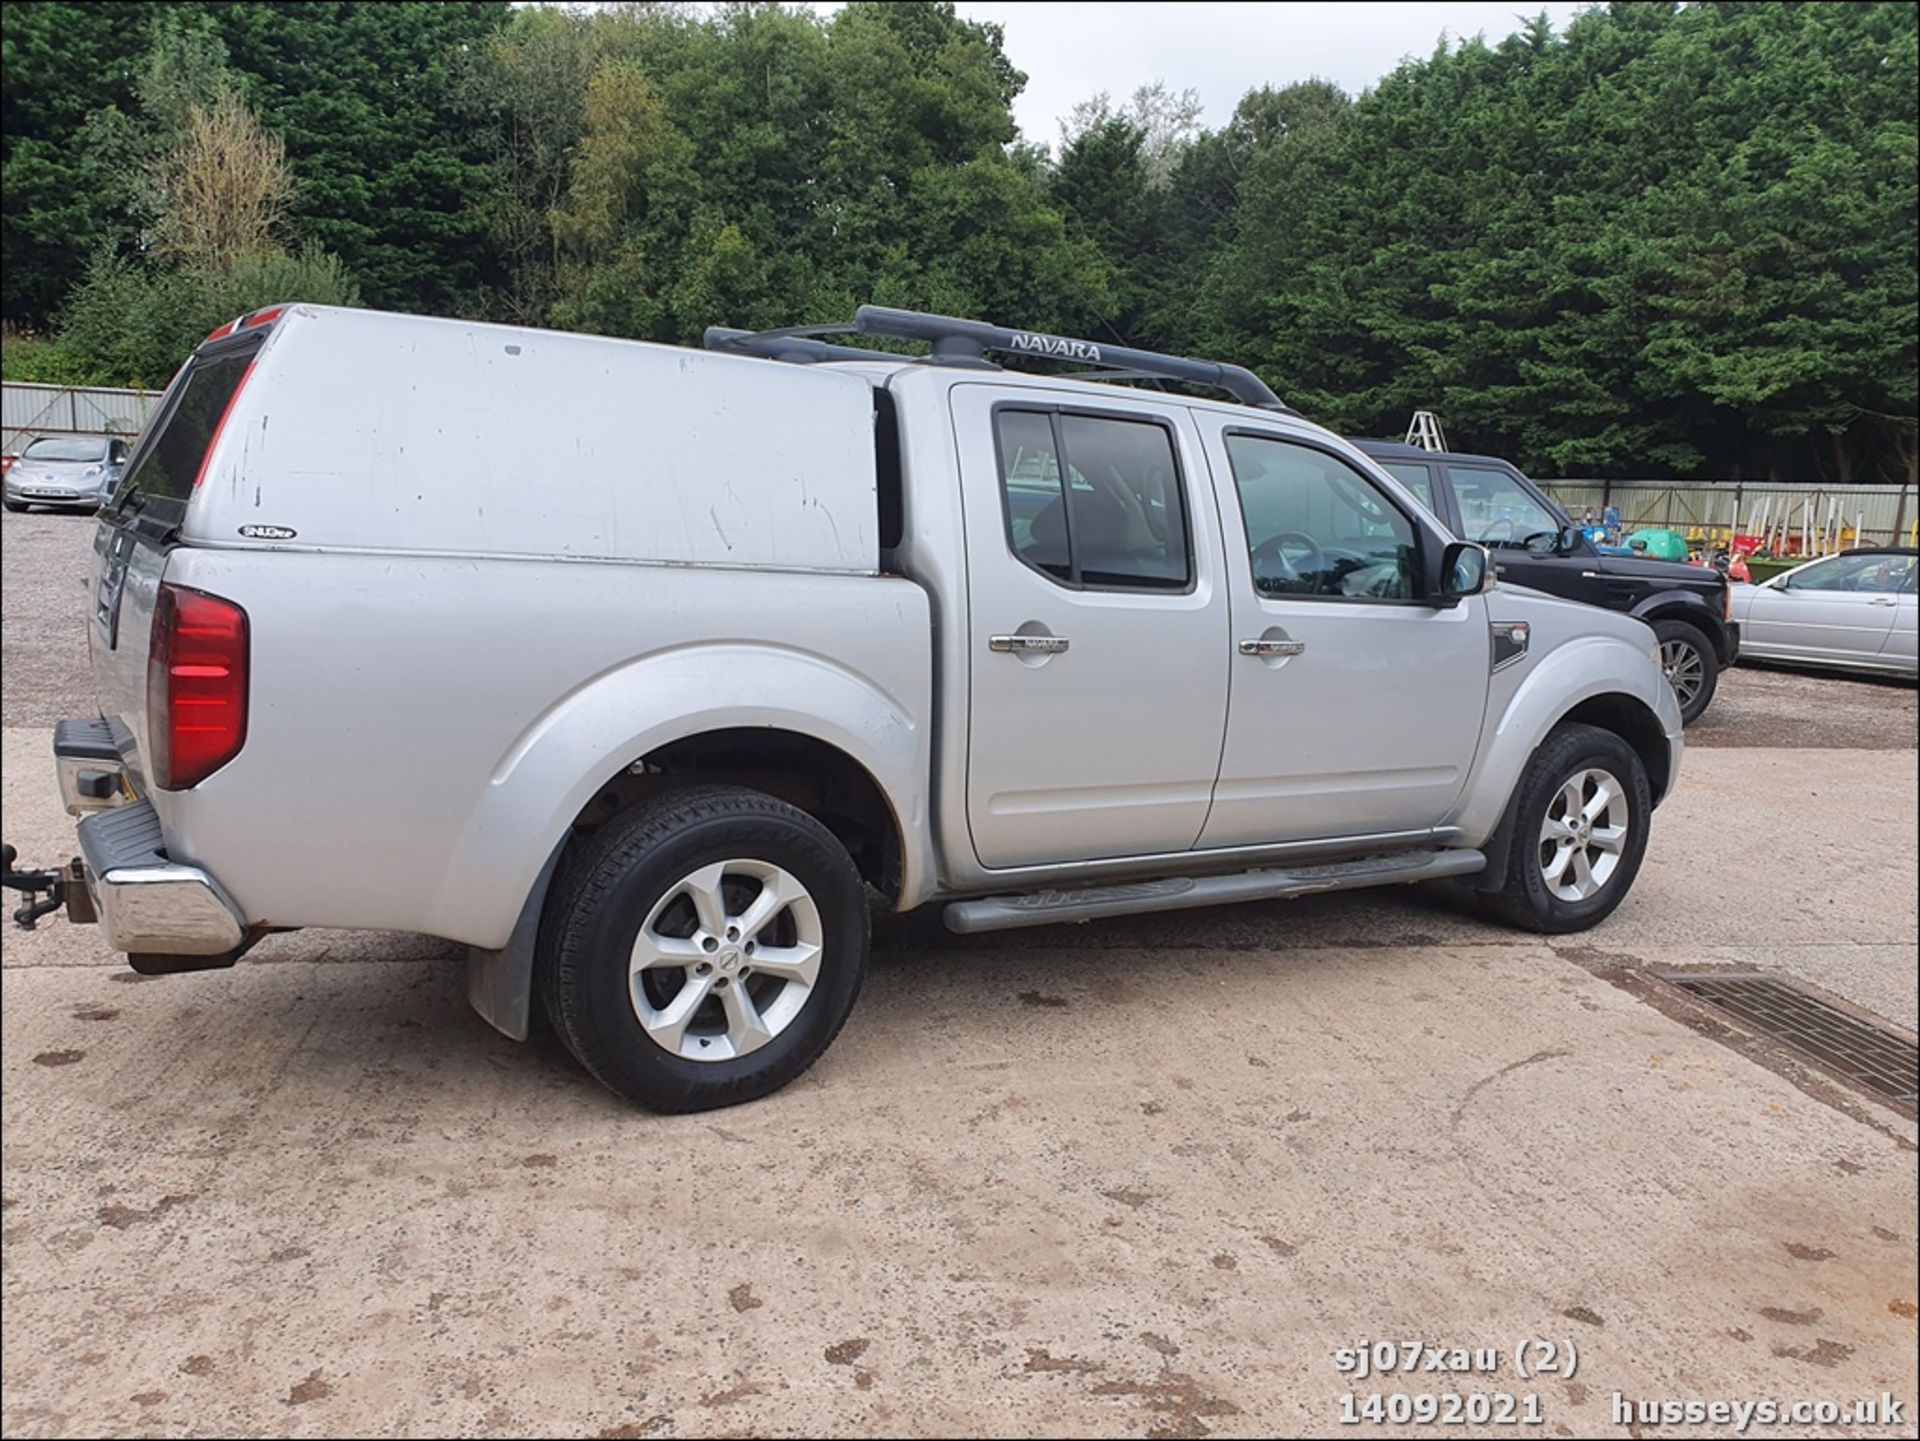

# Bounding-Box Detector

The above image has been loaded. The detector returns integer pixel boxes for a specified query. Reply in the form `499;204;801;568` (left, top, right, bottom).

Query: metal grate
1660;972;1918;1111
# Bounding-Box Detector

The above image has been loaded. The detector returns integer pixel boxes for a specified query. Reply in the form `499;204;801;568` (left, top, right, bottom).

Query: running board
943;849;1485;934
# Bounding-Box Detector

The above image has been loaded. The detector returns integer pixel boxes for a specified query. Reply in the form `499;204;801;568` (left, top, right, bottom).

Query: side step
943;849;1485;934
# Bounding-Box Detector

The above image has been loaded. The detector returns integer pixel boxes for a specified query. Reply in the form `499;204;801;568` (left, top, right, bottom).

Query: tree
147;90;295;265
0;1;153;322
198;1;510;312
1060;81;1203;189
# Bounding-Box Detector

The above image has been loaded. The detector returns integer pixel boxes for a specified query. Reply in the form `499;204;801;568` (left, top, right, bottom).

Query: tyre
538;784;870;1112
1481;722;1652;935
1653;618;1718;724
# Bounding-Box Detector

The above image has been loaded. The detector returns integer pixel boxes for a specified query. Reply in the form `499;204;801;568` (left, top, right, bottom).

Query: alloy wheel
1537;768;1630;902
629;858;822;1061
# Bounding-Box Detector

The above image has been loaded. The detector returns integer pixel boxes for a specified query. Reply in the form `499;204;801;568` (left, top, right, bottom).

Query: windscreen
24;437;112;462
108;339;261;524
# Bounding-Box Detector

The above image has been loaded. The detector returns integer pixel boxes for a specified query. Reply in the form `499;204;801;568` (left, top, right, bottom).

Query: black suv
1351;440;1737;723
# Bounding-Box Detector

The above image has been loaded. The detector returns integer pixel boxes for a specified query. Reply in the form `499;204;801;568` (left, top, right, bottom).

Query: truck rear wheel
1653;618;1718;724
1481;723;1652;934
539;784;869;1112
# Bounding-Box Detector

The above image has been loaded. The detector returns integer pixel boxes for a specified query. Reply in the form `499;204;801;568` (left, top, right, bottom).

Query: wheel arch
1469;689;1673;893
1632;590;1729;653
1451;631;1681;860
465;720;918;1045
445;643;932;1041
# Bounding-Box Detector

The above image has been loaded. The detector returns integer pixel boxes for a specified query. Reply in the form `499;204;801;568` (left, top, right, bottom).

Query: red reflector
242;306;285;328
205;320;237;341
148;584;249;789
190;358;256;492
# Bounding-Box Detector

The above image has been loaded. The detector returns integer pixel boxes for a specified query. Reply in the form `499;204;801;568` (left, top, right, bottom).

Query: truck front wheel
1481;723;1652;934
538;784;870;1112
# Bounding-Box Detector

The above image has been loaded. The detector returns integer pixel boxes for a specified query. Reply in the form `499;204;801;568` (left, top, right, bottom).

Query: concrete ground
2;508;1916;1438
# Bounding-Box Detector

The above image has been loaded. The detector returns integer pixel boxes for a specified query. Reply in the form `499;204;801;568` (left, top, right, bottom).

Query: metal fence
1537;479;1917;551
2;382;163;455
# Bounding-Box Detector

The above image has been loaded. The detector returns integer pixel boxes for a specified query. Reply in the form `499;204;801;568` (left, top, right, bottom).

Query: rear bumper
76;801;246;955
55;722;245;956
55;717;134;815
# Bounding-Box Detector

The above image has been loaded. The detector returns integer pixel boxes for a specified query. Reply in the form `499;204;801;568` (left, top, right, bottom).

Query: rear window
110;340;260;522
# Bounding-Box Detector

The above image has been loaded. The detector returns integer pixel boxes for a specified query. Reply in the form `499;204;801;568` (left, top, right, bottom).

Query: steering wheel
1479;517;1517;545
1251;530;1327;584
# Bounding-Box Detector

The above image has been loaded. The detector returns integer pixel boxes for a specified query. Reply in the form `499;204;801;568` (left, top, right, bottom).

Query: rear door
1197;423;1488;848
1743;553;1905;665
90;331;263;789
1877;559;1918;670
953;384;1231;869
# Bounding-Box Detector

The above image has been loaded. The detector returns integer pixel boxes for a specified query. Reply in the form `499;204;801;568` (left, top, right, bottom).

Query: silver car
3;434;130;513
1729;547;1918;676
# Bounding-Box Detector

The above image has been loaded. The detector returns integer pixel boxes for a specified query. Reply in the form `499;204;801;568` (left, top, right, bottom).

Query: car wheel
1653;618;1718;724
1481;722;1652;935
538;784;869;1112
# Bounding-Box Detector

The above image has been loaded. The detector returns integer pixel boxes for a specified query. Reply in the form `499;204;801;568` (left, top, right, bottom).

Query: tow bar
1;844;94;929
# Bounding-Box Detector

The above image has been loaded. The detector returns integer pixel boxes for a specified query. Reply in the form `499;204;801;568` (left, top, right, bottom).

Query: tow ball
1;844;93;930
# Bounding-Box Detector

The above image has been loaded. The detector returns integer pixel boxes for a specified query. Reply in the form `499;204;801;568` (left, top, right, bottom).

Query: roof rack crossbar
852;305;1297;415
703;325;909;365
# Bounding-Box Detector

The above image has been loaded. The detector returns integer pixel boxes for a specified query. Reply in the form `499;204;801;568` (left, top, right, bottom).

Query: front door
954;384;1230;869
1197;425;1489;848
1444;461;1572;595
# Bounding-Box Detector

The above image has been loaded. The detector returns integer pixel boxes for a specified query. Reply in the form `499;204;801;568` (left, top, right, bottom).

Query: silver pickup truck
21;303;1682;1111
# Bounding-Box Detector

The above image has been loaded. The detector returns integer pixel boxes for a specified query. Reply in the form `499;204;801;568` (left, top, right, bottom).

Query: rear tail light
149;584;249;789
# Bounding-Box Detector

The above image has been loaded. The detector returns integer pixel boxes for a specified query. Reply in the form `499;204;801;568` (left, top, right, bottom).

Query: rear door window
992;407;1192;591
110;339;261;524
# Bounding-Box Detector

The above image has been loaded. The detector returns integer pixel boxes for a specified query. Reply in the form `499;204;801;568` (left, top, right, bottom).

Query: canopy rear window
109;338;261;523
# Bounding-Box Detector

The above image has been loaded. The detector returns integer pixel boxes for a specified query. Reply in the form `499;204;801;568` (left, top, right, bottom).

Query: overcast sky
817;1;1591;145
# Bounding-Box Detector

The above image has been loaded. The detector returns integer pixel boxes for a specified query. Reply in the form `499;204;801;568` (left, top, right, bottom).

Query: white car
1729;548;1918;676
3;434;130;513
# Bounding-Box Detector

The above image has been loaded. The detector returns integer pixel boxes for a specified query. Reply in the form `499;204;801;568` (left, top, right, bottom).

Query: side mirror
1439;541;1493;604
1558;525;1587;555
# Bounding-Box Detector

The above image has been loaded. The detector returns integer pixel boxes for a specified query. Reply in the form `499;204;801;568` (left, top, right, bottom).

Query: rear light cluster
148;584;249;789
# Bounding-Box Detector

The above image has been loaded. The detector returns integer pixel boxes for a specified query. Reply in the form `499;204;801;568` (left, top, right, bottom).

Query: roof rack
702;306;1299;416
702;325;909;366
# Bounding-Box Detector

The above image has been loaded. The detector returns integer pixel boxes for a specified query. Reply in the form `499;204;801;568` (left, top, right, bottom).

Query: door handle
990;634;1070;654
1868;597;1899;607
1239;638;1306;658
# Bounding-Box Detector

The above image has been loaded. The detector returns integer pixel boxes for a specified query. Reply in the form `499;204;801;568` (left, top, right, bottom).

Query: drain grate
1660;972;1918;1112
